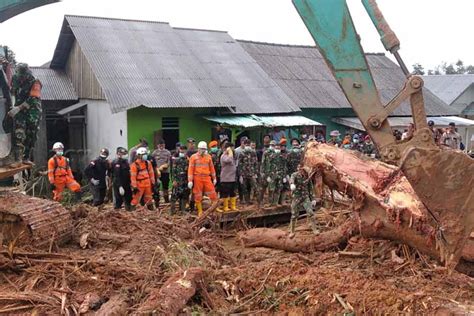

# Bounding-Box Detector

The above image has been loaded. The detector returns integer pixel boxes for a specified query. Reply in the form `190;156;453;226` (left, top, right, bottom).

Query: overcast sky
0;0;472;71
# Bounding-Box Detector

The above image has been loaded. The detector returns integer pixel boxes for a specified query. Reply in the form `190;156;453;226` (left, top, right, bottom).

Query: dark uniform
170;154;190;214
237;148;258;204
84;157;111;206
111;157;132;211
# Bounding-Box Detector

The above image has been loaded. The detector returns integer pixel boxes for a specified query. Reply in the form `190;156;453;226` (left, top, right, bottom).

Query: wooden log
135;267;204;315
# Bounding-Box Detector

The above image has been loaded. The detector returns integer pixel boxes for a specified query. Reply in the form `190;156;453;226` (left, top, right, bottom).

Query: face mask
210;148;218;153
199;149;207;155
179;152;185;158
99;155;107;159
293;147;300;152
142;154;148;160
56;151;64;156
244;146;251;151
269;146;275;151
353;139;359;144
343;144;350;149
274;149;281;154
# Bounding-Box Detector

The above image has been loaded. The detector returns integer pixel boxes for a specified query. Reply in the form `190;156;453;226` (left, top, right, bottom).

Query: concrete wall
127;107;215;150
86;99;127;161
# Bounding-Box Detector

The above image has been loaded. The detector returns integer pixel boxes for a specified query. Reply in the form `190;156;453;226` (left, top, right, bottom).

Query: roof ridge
173;26;228;34
237;39;316;48
65;14;170;25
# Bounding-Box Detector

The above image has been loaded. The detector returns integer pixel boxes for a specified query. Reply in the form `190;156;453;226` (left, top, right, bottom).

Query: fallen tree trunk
240;143;473;274
135;267;204;315
96;294;128;316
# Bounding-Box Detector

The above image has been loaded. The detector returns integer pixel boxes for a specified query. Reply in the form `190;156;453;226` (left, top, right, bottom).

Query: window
162;117;179;130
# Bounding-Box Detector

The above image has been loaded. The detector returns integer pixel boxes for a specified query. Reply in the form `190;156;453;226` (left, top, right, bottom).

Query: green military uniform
259;147;274;205
287;148;302;175
238;148;258;204
170;155;190;214
10;64;41;162
268;151;287;206
290;170;319;235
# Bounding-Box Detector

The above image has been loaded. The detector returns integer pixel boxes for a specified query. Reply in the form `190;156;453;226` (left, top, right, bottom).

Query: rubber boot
216;199;224;213
279;191;287;205
169;201;176;215
125;203;132;212
130;205;136;211
289;218;296;238
164;190;170;203
196;202;203;217
179;199;187;213
73;191;82;204
271;190;279;207
230;197;238;211
309;217;320;235
146;201;155;211
222;198;230;212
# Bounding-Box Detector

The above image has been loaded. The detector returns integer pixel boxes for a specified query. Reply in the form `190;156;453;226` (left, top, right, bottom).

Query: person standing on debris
220;142;237;212
8;63;42;165
259;140;276;205
152;140;171;204
279;138;291;204
48;142;81;202
84;148;111;207
287;138;302;176
268;143;288;206
129;138;148;163
328;130;342;147
289;165;321;237
188;141;218;217
235;136;248;204
238;139;258;205
111;147;132;211
440;122;463;150
130;147;156;210
170;145;190;214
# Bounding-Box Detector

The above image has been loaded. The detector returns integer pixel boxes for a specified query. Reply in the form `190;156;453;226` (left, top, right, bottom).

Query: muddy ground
0;202;473;315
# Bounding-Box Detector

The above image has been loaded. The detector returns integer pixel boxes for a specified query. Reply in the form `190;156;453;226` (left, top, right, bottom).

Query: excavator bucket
0;0;60;23
401;148;474;270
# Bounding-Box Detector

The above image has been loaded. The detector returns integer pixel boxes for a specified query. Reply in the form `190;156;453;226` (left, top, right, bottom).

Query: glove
91;178;100;186
188;182;193;189
239;176;244;184
266;177;271;183
132;187;139;194
119;186;125;196
290;184;296;191
213;179;217;186
283;177;287;183
311;200;319;207
50;183;56;191
8;106;21;117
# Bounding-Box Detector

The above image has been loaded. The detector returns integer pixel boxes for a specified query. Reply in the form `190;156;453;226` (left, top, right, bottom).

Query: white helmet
137;147;147;155
52;142;64;151
198;141;207;150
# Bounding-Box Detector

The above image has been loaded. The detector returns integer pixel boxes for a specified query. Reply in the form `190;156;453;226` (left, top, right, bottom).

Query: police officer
111;147;132;211
84;148;111;207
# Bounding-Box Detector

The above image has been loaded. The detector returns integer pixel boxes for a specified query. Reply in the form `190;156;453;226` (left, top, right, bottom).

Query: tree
426;60;474;75
412;63;425;75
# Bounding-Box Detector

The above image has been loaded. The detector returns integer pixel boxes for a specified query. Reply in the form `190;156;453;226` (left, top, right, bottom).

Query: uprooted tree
239;143;473;275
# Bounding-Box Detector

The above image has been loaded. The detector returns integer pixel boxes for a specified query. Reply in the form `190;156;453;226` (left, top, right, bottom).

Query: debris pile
0;202;473;314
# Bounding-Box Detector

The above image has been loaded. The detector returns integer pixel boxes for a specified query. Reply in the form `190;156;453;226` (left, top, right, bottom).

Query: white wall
85;99;128;161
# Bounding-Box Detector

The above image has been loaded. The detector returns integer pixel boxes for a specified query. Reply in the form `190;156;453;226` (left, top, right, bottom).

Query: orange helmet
279;138;287;145
209;140;218;148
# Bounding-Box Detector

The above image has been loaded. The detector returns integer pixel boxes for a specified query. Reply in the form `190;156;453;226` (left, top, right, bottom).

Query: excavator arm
293;0;474;269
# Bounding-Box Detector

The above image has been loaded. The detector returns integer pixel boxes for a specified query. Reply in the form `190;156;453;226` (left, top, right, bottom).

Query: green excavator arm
0;0;59;23
293;0;474;270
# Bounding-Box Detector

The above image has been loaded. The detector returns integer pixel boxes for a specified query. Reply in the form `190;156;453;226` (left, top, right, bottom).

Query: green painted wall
127;107;215;148
301;108;356;140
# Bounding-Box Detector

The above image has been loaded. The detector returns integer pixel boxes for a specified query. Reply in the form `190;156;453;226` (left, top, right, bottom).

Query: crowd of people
45;120;468;234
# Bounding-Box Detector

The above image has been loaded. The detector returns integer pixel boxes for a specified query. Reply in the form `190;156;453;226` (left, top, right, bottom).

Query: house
43;15;322;164
239;41;461;134
423;74;474;119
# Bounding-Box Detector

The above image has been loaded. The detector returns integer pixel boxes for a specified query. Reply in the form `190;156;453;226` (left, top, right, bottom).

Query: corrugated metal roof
422;74;474;109
333;116;474;130
204;115;321;128
50;15;299;114
30;67;78;101
239;41;455;116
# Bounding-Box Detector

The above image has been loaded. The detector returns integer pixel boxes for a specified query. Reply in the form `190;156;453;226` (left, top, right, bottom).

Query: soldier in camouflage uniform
259;140;276;205
170;145;190;214
289;165;321;237
9;63;42;164
237;139;258;205
268;143;288;206
287;138;302;175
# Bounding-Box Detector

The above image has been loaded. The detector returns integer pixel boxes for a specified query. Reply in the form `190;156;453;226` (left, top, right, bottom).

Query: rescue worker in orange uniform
130;147;156;210
47;142;81;202
188;141;218;217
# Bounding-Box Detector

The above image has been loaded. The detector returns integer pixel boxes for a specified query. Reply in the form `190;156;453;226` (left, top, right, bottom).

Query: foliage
414;59;474;75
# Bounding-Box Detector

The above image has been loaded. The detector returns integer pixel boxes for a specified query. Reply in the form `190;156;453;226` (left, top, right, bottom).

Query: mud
0;202;472;315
